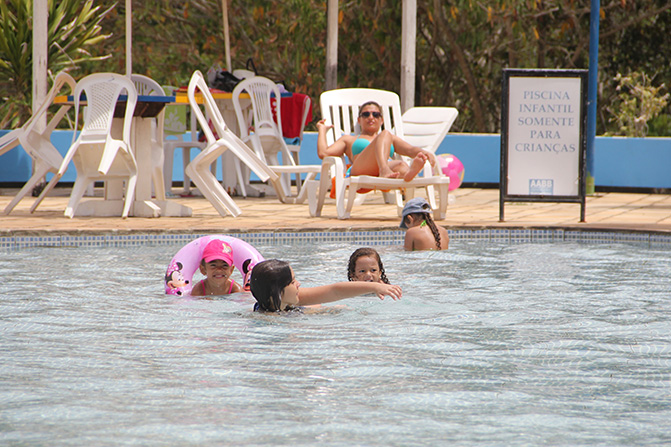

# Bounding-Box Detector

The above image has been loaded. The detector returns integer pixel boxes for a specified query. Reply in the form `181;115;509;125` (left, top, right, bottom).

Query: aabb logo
529;179;553;195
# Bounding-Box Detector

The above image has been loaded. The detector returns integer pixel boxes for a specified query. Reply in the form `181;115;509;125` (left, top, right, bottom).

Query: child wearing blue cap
400;197;450;251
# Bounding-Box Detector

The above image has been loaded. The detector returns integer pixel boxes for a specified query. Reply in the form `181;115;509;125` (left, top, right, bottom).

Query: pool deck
1;185;671;235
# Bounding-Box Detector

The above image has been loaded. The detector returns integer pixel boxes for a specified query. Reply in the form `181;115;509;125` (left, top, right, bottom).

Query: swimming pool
1;235;670;445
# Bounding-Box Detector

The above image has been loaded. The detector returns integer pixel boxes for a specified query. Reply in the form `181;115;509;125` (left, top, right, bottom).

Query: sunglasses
360;111;381;118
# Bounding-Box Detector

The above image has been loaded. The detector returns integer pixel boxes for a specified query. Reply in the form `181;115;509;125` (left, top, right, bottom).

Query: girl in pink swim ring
164;235;264;296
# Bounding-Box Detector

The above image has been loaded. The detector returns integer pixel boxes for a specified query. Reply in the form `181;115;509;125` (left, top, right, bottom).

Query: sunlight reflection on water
1;240;670;445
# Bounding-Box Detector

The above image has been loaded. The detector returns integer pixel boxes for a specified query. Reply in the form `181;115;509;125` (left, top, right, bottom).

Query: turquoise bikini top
351;138;395;157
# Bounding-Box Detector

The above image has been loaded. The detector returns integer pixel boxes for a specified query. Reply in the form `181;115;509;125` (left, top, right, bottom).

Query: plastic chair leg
3;163;52;215
65;176;94;218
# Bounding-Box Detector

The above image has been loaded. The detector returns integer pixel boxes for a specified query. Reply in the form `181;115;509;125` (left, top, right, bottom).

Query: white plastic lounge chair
401;106;459;154
308;88;450;220
1;72;76;214
186;70;281;217
33;73;139;218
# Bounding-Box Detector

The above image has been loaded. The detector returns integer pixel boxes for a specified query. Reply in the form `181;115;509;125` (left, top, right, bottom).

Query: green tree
4;1;671;135
606;71;669;137
0;0;113;128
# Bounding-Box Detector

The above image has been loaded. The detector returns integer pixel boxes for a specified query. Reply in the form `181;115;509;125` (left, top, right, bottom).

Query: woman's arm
317;119;349;159
298;281;402;306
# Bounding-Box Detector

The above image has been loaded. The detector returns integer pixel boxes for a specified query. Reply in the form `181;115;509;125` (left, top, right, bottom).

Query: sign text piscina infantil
500;69;588;222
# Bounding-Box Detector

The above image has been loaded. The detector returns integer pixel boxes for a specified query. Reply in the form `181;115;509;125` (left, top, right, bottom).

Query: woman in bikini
316;101;436;181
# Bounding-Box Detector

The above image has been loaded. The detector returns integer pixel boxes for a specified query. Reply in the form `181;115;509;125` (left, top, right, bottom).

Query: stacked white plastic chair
34;73;139;218
185;70;280;217
0;72;76;214
232;76;320;203
308;88;451;220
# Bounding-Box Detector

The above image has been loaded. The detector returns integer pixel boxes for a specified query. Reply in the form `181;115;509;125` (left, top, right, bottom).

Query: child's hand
376;283;402;301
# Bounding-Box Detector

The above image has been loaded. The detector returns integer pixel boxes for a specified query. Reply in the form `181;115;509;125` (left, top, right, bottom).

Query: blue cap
399;197;431;228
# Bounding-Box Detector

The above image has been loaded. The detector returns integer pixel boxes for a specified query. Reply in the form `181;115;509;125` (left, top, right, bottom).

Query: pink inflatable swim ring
164;235;264;296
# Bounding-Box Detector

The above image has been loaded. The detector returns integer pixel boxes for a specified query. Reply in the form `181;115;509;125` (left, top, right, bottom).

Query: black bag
211;70;241;92
245;58;258;75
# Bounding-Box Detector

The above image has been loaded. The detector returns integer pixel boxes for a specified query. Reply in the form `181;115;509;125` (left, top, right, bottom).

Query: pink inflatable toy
164;235;264;296
437;153;465;191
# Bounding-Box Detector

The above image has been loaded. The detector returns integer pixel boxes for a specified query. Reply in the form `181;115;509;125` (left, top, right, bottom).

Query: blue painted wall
2;130;670;189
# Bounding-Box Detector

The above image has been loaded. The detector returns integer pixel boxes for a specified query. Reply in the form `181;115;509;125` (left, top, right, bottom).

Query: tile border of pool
1;228;670;250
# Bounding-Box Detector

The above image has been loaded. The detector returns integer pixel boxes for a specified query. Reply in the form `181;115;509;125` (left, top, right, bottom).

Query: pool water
1;240;670;446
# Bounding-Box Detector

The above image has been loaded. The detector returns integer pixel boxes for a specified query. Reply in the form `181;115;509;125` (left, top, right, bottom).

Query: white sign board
506;76;582;196
500;69;587;222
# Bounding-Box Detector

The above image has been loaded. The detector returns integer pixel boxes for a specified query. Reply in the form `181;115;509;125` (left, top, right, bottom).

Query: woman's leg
403;153;428;181
350;130;399;178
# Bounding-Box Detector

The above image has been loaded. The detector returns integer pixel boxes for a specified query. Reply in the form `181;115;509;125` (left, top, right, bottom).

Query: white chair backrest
188;70;232;145
22;72;77;137
319;88;404;146
296;95;311;142
401;107;459;153
232;69;256;80
1;71;77;158
131;74;163;96
73;73;137;146
232;76;283;140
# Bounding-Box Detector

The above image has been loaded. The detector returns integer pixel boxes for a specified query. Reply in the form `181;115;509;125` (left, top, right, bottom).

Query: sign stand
500;69;588;222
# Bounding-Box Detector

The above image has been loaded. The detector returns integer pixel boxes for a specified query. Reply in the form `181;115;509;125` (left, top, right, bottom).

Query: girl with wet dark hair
250;259;402;312
347;247;390;284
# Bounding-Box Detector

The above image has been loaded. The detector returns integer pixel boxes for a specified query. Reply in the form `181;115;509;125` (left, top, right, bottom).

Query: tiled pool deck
2;186;671;248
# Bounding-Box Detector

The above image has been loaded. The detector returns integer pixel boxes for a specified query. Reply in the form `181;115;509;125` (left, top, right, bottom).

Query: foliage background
2;0;671;135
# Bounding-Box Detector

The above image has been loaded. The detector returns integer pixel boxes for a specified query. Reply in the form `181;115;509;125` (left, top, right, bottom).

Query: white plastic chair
1;72;76;214
186;70;281;217
232;69;255;80
161;85;207;196
34;73;139;218
131;74;166;201
232;76;319;202
308;88;450;220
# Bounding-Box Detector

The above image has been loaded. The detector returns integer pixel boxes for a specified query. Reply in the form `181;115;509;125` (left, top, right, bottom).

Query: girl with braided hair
400;197;450;251
347;247;390;284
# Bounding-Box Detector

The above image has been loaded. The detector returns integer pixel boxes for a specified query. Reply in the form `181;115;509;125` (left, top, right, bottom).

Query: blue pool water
1;239;670;446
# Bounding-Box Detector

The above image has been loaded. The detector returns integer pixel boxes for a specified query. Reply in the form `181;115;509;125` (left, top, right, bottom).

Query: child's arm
298;281;402;306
